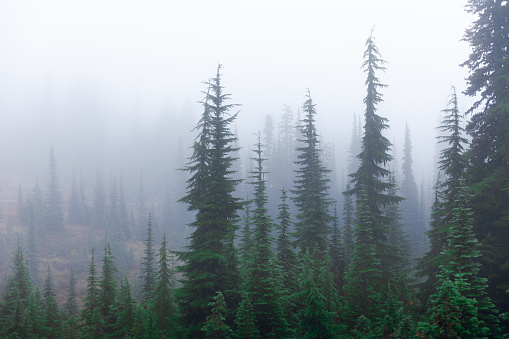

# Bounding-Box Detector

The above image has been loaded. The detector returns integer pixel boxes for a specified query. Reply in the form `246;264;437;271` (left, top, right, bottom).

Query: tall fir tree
400;123;422;258
177;65;243;338
80;248;103;338
417;87;468;309
140;213;156;304
99;243;118;335
344;31;402;324
240;135;290;337
151;233;178;336
292;90;332;259
462;0;509;312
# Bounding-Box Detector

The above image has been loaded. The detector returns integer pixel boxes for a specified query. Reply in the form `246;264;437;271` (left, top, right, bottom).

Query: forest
1;1;509;338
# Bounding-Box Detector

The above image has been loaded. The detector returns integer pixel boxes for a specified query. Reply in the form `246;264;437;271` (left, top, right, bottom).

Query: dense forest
1;1;509;338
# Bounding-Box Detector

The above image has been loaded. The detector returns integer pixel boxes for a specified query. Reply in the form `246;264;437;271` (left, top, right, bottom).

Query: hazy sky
0;0;474;183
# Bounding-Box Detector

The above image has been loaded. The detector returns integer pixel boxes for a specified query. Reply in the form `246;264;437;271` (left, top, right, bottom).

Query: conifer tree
99;243;118;335
68;169;83;225
0;245;32;338
344;30;402;323
177;65;243;338
417;87;468;307
275;188;298;296
329;204;344;293
43;265;62;338
295;250;339;338
151;233;177;336
81;248;103;338
201;291;233;339
141;214;156;304
111;276;137;338
45;147;64;231
63;266;79;339
400;123;421;258
462;0;509;311
292;90;332;259
342;183;354;270
28;287;48;338
241;136;290;338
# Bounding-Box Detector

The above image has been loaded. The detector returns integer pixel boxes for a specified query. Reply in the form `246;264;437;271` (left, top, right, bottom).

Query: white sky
0;0;474;183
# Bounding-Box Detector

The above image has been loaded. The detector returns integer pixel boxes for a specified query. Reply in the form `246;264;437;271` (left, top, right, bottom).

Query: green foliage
295;250;340;338
43;265;62;338
80;248;103;338
462;0;509;314
292;90;332;259
151;233;177;336
140;214;156;304
177;65;243;338
201;291;233;339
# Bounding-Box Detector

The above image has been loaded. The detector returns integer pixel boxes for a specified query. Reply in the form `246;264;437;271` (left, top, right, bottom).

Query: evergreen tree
417;87;468;308
92;171;107;231
241;136;290;338
177;65;243;338
234;291;259;339
292;90;332;259
400;123;422;258
67;169;83;225
201;291;233;339
45;147;64;231
28;287;48;338
140;213;156;304
329;204;344;294
99;243;118;335
43;265;62;338
80;248;103;338
63;266;79;339
342;183;354;271
275;188;298;296
151;233;177;336
462;0;509;311
443;185;500;336
295;250;339;338
111;276;137;338
64;267;78;318
0;245;32;338
344;30;402;323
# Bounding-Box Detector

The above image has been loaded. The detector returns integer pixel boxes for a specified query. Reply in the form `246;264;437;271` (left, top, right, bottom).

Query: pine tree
342;183;354;271
92;171;107;230
81;248;103;338
140;214;156;304
99;243;118;335
275;188;298;296
151;233;177;336
68;169;83;225
417;87;468;308
43;265;62;338
177;65;243;338
329;204;344;294
201;291;233;339
241;136;290;338
344;30;402;323
111;276;137;338
28;287;48;338
443;185;500;336
462;0;509;312
64;267;78;318
295;250;339;338
45;147;64;231
292;90;332;259
0;245;32;338
400;123;421;258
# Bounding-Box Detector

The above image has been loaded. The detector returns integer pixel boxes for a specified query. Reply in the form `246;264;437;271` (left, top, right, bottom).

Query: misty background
0;0;474;208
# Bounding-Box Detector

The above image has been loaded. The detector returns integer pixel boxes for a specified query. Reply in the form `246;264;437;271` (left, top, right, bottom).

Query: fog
0;0;474;199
